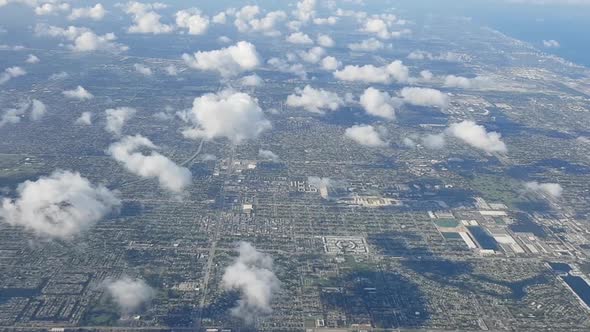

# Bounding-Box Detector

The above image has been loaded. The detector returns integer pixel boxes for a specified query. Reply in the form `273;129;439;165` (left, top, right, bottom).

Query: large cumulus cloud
0;170;120;239
179;90;271;144
222;242;280;323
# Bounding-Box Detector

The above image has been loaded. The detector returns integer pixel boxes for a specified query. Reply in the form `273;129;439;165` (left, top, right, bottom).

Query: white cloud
524;181;563;198
105;277;154;314
134;63;152;76
286;85;344;114
217;35;232;44
446;120;507;153
75;111;92;125
317;33;334;47
399;87;449;108
334;60;409;84
359;87;396;120
313;16;338;25
49;71;69;80
35;2;69;16
222;242;280;323
348;38;384;52
176;8;209;35
320;56;341;71
124;1;174;34
105;107;136;136
34;24;128;52
0;66;26;84
293;0;316;22
212;11;227;24
179;90;271;144
0;170;120;239
286;32;314;45
360;16;409;40
0;100;44;126
259;149;279;162
25;54;40;64
63;86;94;100
422;133;446;149
344;125;387;147
420;70;433;81
108;135;192;193
69;3;106;21
30;99;46;121
182;41;260;78
0;107;25;127
234;6;287;36
240;74;263;87
297;46;325;64
443;75;493;89
542;39;560;48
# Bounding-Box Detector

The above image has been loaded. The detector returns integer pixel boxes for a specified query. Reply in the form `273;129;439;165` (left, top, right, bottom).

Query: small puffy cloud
334;60;409;84
179;90;271;144
0;66;26;84
286;85;344;114
348;38;384;52
30;99;46;121
240;74;263;87
222;242;280;323
360;16;408;40
63;86;94;100
422;133;446;149
0;107;25;127
524;181;563;198
105;277;155;314
49;71;69;80
35;2;69;16
259;149;279;162
69;3;106;21
286;32;313;45
360;87;396;120
313;16;338;25
344;125;387;147
176;8;209;35
297;46;325;64
542;39;560;48
182;41;260;78
446;120;507;153
124;1;174;34
212;11;227;24
317;33;334;47
399;87;449;108
134;63;152;76
443;75;493;89
108;135;192;193
420;70;433;81
35;24;127;52
0;100;44;126
320;56;341;71
0;170;120;239
75;111;92;125
25;54;40;64
105;107;136;136
293;0;316;22
235;7;287;36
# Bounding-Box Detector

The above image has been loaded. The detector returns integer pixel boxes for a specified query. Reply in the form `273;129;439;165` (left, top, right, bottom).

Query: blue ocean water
391;0;590;68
